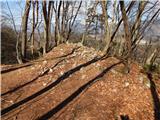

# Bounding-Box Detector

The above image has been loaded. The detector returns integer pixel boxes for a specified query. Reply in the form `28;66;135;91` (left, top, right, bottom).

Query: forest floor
1;43;160;120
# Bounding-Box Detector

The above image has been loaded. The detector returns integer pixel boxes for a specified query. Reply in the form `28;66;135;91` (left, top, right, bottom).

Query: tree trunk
146;48;158;65
31;1;35;56
42;1;52;54
120;1;132;73
21;1;31;59
66;1;82;41
101;1;111;54
54;1;62;46
131;1;147;47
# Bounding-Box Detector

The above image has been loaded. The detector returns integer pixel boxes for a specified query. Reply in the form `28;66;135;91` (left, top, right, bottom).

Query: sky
1;0;160;36
1;0;88;31
1;1;25;27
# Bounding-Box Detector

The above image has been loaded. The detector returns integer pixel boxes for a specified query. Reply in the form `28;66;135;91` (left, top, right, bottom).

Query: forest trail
1;43;160;120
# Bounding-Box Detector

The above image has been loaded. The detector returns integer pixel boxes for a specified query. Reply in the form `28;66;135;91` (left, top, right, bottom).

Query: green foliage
143;64;160;73
143;63;160;80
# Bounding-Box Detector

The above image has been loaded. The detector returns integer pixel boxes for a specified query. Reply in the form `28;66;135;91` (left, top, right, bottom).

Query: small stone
124;82;129;87
80;68;84;71
96;63;101;67
72;63;77;68
43;60;47;65
139;76;143;83
49;76;52;80
60;71;64;75
81;75;86;79
31;67;35;70
52;79;56;82
112;89;117;92
111;69;117;74
93;63;96;66
43;83;47;86
145;81;151;88
10;100;14;104
49;68;53;73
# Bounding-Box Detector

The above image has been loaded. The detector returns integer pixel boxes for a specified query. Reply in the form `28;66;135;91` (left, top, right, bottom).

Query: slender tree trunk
81;1;96;45
16;34;23;64
120;1;132;73
54;1;62;46
48;2;53;48
110;1;135;46
6;1;23;64
21;1;31;59
131;1;147;45
61;1;65;43
101;1;111;54
146;48;159;65
42;1;52;54
31;1;35;56
66;1;82;41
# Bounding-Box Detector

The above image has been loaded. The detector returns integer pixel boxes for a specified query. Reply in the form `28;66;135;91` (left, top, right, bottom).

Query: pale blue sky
1;0;160;35
1;0;25;27
1;0;87;31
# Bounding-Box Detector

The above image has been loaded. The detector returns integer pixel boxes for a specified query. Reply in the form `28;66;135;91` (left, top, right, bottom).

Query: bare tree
81;1;98;45
31;1;35;55
66;1;82;41
21;1;31;59
6;0;23;64
54;1;62;45
42;1;52;54
120;1;132;73
145;47;160;65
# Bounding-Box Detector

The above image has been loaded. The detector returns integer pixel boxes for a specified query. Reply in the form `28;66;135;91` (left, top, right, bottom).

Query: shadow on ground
36;62;121;120
1;56;106;116
147;73;160;120
1;47;80;96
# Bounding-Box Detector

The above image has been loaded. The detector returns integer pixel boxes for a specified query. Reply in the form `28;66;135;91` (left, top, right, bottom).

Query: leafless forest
1;0;160;120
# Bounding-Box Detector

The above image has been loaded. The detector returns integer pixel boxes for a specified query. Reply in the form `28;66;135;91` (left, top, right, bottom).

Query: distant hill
144;22;160;39
74;20;160;40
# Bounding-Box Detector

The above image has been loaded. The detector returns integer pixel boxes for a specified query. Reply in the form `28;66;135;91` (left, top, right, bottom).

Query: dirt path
1;43;159;120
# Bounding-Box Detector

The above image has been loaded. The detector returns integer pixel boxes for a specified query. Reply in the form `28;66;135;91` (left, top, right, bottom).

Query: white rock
111;69;117;74
49;76;52;80
43;83;47;86
80;67;84;71
81;75;86;79
112;89;117;92
72;63;77;68
52;79;56;82
49;68;53;73
60;71;64;75
124;82;129;87
66;41;69;44
72;54;76;57
43;60;47;65
145;81;151;88
65;60;69;63
96;63;101;67
139;76;144;83
9;100;14;104
31;67;35;70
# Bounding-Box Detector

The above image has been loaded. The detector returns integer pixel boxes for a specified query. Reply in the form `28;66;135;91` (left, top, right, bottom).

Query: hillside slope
1;43;160;120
